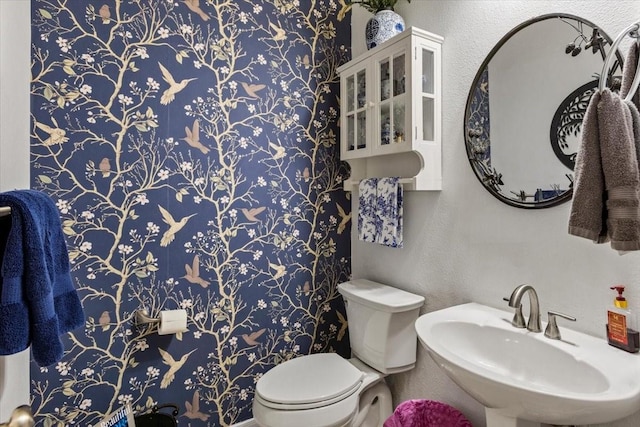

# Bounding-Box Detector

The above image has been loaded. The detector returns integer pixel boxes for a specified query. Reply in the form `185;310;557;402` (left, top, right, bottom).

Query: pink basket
383;399;472;427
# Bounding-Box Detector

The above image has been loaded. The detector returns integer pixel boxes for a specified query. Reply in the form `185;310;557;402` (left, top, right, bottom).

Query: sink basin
415;302;640;426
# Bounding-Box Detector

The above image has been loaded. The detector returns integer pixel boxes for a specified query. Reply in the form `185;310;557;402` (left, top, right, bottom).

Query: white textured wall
351;1;640;426
0;0;31;421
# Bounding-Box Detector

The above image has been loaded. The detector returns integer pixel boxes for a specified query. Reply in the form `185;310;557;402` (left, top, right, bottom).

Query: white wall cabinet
338;27;443;191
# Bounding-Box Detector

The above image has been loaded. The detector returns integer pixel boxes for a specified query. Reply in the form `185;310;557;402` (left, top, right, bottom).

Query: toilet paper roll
157;309;188;335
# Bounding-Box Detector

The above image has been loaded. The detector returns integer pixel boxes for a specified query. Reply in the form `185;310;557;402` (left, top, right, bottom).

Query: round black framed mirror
464;13;622;209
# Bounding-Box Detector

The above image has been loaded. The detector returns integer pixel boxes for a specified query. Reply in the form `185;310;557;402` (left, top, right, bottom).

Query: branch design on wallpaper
29;1;351;425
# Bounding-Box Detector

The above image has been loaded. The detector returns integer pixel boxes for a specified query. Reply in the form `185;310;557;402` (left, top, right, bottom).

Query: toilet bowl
253;279;425;427
253;353;387;427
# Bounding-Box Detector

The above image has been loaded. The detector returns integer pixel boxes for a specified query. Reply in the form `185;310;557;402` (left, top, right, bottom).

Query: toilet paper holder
134;309;160;326
133;309;189;335
0;405;34;427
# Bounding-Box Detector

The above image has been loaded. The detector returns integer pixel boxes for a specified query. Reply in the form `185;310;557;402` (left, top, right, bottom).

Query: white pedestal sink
415;303;640;426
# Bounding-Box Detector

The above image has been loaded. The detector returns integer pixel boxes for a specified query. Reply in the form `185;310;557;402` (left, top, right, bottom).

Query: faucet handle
544;310;576;340
503;297;525;328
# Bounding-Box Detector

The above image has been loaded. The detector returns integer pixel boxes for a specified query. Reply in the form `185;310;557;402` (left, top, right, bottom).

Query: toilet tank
338;279;425;374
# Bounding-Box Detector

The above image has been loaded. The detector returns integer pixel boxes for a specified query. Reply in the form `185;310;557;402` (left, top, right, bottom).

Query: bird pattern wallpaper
29;0;351;426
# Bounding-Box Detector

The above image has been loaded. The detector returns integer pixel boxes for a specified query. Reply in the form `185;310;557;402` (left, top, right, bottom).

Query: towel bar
0;206;11;217
345;177;416;191
599;21;640;94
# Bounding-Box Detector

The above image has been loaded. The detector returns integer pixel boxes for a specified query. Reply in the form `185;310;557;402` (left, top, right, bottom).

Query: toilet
253;279;425;427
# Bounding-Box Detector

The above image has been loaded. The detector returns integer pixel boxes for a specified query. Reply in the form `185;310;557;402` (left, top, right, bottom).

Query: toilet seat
255;353;364;410
253;390;361;427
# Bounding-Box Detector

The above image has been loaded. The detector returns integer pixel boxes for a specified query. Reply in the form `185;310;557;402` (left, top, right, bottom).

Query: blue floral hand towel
358;177;403;248
376;177;403;248
0;190;85;367
358;178;378;243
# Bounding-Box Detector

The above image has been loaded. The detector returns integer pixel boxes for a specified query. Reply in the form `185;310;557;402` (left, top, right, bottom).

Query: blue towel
0;190;84;366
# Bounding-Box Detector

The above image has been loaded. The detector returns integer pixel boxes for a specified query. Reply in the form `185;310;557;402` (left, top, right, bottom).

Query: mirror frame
464;13;622;209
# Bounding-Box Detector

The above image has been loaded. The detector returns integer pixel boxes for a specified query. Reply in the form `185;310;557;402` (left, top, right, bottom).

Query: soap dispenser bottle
606;285;640;353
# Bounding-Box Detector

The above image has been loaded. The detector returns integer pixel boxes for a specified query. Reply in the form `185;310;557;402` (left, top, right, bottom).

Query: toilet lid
256;353;363;406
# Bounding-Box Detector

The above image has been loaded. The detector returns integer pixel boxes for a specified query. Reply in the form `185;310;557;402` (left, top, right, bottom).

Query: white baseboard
232;419;258;427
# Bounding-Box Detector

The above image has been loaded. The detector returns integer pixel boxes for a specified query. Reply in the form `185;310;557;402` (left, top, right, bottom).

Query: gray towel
617;99;640;253
603;91;640;251
621;42;640;110
626;98;640;176
569;91;607;242
569;89;640;250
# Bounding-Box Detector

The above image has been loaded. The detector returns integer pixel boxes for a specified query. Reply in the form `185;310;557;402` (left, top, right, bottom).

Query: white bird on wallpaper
158;348;196;389
183;254;210;288
269;262;286;280
35;118;68;146
158;205;196;246
269;21;287;41
158;62;197;105
268;141;286;160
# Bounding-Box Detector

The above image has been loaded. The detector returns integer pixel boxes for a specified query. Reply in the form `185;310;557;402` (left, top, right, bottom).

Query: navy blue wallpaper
29;1;351;425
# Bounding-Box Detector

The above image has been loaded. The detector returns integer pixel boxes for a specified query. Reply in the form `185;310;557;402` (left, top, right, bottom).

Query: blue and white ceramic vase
365;8;405;50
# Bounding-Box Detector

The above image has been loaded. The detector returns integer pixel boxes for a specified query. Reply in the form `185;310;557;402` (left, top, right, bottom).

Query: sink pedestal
485;409;540;427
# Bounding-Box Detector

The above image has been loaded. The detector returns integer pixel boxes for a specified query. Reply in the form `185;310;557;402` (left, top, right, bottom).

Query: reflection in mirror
464;14;622;208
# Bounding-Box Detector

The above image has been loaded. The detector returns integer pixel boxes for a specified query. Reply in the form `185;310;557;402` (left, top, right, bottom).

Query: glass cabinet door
392;53;406;145
344;68;368;155
376;52;407;150
421;48;435;142
379;58;391;147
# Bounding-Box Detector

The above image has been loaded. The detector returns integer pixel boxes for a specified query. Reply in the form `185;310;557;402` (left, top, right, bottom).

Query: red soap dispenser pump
606;285;640;353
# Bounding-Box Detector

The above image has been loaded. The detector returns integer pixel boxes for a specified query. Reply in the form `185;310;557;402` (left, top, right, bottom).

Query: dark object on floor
134;404;179;427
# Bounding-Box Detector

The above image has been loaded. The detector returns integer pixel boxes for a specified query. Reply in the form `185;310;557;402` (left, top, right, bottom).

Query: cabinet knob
368;101;375;109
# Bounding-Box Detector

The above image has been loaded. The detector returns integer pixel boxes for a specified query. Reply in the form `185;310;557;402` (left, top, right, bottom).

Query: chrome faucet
544;310;576;340
507;284;542;333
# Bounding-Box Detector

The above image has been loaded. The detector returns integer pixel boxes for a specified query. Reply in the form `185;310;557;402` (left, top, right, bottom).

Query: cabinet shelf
338;27;443;191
